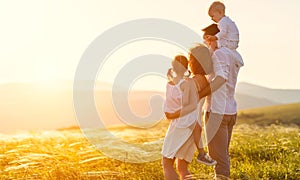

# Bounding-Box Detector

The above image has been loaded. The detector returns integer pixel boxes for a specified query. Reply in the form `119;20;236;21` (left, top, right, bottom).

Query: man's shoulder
212;48;234;61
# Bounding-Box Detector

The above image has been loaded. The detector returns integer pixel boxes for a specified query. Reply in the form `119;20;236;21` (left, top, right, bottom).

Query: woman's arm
181;81;189;106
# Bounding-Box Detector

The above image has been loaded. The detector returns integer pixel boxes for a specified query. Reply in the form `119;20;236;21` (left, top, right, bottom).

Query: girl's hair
174;55;188;70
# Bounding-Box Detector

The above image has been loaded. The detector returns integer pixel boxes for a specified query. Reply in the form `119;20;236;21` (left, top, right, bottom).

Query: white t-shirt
216;16;240;50
203;47;243;115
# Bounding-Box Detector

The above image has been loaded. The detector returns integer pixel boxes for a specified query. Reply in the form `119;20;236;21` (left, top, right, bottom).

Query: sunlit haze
1;0;300;133
1;0;300;90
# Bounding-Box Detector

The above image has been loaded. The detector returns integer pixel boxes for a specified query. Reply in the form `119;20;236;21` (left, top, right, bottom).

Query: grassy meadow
1;103;300;179
238;103;300;126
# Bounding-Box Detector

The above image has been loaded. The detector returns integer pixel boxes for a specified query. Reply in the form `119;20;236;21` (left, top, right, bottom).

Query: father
200;23;243;179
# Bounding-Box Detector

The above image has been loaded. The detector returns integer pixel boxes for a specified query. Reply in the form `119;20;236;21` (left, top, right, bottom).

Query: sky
1;0;300;91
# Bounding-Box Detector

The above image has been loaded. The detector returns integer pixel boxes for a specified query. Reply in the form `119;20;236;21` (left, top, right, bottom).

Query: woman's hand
165;110;181;119
164;112;173;119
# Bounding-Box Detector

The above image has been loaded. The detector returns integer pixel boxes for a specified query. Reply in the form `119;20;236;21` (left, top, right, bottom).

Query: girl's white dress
162;79;204;162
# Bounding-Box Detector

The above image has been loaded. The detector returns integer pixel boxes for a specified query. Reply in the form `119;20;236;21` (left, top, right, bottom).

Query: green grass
238;103;300;126
230;124;300;179
1;103;300;179
0;123;299;179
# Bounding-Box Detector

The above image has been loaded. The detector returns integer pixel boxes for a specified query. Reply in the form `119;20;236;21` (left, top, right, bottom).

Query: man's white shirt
203;47;242;115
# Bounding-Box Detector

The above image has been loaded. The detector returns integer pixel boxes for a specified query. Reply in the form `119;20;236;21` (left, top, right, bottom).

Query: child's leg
193;122;205;155
195;113;217;166
162;157;178;180
177;159;191;180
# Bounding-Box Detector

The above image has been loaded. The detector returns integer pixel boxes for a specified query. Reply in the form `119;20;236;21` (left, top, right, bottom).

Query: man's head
202;24;220;49
208;1;225;23
202;23;220;39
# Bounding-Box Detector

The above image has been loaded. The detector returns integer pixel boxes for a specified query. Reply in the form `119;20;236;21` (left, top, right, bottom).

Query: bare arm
198;76;226;99
181;81;189;106
199;48;228;98
165;76;225;119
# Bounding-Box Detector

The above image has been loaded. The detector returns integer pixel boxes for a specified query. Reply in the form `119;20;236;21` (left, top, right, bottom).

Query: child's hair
174;55;188;70
209;1;225;13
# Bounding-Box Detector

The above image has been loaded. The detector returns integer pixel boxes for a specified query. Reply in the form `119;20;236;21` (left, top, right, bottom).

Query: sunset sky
1;0;300;91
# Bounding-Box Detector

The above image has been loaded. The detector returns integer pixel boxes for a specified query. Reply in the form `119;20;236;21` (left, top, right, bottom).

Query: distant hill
1;81;299;133
237;103;300;126
235;93;279;110
0;81;164;134
0;82;76;134
236;82;300;104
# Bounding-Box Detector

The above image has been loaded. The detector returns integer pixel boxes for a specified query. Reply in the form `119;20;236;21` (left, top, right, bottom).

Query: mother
163;44;213;179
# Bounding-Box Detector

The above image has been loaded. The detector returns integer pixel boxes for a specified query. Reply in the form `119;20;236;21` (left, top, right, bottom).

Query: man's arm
165;76;226;119
198;76;226;99
199;49;228;98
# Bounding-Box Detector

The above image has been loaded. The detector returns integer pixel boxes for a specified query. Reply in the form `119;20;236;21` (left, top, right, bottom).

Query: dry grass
0;122;299;179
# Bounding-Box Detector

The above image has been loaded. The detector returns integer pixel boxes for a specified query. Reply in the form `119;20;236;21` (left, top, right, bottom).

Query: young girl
162;55;198;180
162;53;215;180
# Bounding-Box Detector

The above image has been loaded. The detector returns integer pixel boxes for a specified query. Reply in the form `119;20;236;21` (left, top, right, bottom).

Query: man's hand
205;35;218;41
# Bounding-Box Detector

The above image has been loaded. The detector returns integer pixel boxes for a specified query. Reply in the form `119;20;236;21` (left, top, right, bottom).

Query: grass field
1;103;300;179
237;103;300;126
1;124;299;179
